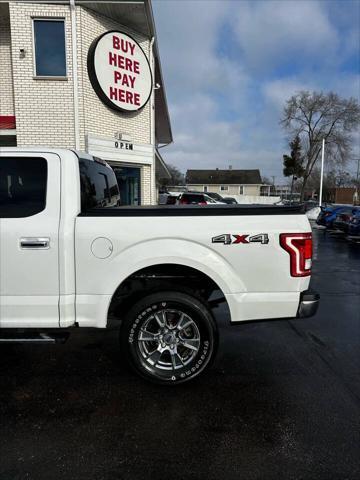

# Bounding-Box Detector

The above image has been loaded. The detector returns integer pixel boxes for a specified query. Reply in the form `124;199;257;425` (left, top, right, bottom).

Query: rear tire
120;291;217;385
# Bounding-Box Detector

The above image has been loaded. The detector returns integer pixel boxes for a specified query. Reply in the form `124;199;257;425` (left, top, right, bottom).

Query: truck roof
0;147;94;161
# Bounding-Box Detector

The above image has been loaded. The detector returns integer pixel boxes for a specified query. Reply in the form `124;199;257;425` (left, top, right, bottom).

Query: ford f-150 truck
0;148;319;384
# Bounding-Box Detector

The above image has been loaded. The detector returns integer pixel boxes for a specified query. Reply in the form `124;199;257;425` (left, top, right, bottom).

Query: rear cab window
79;157;120;212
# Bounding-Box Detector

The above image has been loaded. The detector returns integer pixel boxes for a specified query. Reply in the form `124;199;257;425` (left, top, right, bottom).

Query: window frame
220;185;229;192
32;17;68;79
239;186;245;195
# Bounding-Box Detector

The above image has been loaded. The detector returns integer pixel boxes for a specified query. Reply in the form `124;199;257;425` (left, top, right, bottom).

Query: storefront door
113;167;141;205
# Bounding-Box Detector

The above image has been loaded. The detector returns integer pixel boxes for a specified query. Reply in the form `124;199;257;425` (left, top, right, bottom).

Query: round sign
87;31;153;112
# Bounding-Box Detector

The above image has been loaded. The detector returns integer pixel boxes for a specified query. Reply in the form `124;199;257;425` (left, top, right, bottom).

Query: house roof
186;169;262;185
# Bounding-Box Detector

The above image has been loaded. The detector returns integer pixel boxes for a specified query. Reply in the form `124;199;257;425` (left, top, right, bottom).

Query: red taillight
180;198;188;205
280;233;312;277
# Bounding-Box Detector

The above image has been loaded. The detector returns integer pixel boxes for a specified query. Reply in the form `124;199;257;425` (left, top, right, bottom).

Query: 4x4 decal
212;233;269;245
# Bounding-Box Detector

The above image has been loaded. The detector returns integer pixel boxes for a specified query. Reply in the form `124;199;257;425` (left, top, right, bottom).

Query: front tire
120;291;217;385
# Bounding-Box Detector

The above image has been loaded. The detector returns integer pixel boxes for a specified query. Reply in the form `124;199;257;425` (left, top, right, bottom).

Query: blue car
316;205;356;229
348;209;360;237
333;207;360;233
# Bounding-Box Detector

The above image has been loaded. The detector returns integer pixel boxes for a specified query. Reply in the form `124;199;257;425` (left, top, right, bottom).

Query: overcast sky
152;0;360;182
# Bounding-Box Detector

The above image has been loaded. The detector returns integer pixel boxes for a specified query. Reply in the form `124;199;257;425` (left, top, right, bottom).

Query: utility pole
319;139;325;207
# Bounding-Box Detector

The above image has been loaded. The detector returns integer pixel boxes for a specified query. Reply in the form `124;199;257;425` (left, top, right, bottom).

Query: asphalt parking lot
0;228;359;480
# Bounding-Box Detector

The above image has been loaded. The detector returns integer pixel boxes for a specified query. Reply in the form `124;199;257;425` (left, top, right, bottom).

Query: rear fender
110;238;246;295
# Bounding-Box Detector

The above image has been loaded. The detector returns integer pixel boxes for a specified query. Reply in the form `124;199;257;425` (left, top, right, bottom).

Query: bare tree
281;91;360;200
158;164;185;187
261;176;273;185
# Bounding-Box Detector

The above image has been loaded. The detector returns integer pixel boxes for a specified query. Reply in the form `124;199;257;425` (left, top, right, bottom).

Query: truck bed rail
79;204;305;217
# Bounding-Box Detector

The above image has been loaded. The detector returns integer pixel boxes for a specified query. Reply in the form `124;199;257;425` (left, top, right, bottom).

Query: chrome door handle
20;237;50;249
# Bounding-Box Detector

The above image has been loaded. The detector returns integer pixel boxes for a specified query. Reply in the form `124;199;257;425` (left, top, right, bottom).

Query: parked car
222;197;238;205
206;193;237;204
187;191;237;204
316;205;353;229
348;210;360;238
178;192;225;205
159;188;182;205
333;208;360;233
166;194;179;205
0;147;319;385
202;192;224;202
316;205;334;226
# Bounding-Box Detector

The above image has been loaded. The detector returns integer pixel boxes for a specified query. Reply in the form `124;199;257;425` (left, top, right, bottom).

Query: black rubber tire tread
120;291;218;385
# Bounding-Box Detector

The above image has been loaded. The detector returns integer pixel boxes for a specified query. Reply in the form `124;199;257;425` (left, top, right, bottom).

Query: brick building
324;187;358;205
0;0;172;205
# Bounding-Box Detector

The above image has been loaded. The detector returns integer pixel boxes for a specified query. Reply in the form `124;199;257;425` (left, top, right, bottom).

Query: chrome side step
0;332;70;344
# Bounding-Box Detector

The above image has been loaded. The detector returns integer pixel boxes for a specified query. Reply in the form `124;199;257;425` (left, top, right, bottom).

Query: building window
220;186;229;192
204;186;208;193
0;135;17;147
239;186;244;195
33;19;66;77
0;157;47;218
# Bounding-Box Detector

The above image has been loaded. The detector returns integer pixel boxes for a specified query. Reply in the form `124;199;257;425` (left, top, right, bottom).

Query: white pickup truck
0;148;319;384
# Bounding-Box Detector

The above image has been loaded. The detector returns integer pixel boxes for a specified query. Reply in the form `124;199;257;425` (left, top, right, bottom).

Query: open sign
88;31;153;112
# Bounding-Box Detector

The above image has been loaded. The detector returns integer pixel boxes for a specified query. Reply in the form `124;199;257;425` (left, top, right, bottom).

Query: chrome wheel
122;292;217;384
137;309;201;371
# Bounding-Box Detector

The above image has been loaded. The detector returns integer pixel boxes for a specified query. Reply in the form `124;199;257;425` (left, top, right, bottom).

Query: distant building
274;185;291;197
325;187;358;205
186;169;264;196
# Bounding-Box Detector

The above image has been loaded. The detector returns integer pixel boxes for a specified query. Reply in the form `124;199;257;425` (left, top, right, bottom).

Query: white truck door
0;153;60;328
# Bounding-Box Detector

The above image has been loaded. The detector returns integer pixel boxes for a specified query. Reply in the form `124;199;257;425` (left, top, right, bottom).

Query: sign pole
319;138;325;207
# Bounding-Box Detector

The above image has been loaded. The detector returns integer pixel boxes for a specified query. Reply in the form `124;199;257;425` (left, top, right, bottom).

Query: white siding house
186;169;263;197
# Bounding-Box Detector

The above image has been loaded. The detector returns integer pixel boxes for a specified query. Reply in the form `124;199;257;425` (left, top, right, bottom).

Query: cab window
79;158;120;211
